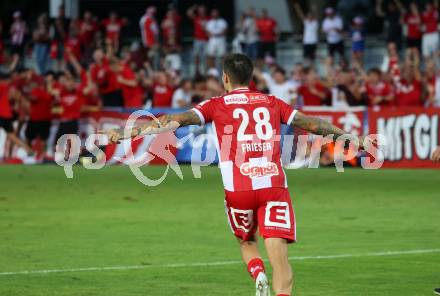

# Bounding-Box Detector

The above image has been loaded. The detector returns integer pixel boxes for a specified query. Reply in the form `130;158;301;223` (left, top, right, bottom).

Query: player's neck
229;85;249;92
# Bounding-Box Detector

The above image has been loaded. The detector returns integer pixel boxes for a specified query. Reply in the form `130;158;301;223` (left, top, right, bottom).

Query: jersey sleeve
191;98;216;125
275;97;297;125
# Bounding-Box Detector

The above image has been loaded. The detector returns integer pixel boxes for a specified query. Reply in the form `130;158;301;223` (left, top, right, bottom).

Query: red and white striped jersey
139;14;158;48
192;87;297;192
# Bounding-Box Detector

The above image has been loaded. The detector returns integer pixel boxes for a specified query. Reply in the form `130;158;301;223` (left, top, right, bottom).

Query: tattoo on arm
132;110;202;137
292;111;347;141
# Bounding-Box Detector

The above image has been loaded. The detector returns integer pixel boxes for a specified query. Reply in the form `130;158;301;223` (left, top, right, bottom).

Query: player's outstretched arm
291;111;367;149
102;110;202;144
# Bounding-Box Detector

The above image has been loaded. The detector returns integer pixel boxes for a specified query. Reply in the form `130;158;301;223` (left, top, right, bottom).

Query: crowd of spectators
0;1;440;160
288;0;440;108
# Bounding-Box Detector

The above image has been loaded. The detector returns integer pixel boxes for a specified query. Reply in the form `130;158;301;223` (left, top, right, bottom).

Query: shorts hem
261;233;296;244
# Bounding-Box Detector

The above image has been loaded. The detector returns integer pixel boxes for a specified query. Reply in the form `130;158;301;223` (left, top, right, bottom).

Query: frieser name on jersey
240;161;279;179
192;88;297;191
241;142;272;152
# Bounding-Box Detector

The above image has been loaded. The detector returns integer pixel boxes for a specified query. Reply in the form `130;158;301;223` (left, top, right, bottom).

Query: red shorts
224;187;296;243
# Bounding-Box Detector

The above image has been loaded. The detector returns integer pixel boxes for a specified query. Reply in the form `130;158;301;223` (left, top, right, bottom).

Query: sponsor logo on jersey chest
224;94;249;104
239;161;279;178
224;93;269;105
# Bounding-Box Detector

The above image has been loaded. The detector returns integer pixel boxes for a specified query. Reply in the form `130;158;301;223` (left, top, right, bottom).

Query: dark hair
180;78;193;88
223;53;254;86
367;68;382;76
17;67;30;74
273;66;287;76
193;75;207;84
0;72;11;80
301;66;314;75
45;70;56;77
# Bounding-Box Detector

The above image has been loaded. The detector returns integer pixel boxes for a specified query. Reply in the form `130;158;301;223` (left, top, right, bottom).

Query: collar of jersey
229;87;250;93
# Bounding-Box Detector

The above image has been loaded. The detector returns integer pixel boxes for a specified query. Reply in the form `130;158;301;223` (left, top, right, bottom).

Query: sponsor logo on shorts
229;208;254;232
265;201;291;229
240;161;279;178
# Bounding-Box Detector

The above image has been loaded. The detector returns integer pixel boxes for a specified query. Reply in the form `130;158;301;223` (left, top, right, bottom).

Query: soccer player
100;54;369;296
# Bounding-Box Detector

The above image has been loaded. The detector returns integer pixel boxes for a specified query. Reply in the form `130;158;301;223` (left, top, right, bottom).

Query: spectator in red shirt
90;48;108;90
161;7;181;51
0;77;14;137
89;49;123;107
187;5;209;73
403;2;422;55
102;59;125;107
78;11;98;61
115;62;144;108
152;72;174;107
102;12;127;52
381;42;401;84
64;21;81;62
13;69;44;137
65;48;102;113
140;7;158;49
78;72;101;111
0;74;33;158
364;68;395;106
395;64;423;106
423;59;438;106
298;67;329;106
161;7;182;73
50;5;69;71
48;72;84;144
256;9;278;60
421;1;439;58
25;74;53;153
139;7;159;69
78;11;97;45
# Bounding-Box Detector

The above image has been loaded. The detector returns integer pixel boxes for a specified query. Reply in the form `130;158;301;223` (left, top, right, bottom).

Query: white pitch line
0;248;439;276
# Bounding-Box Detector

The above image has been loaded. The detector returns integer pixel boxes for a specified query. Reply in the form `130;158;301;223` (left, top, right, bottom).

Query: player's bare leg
238;235;270;296
238;234;260;262
7;133;33;155
264;238;293;296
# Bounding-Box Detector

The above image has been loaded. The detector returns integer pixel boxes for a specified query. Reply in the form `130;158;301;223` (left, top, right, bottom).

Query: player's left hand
98;128;125;144
431;146;440;162
358;136;377;151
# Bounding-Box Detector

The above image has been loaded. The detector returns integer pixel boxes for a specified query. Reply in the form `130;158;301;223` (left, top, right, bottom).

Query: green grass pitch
0;165;439;295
